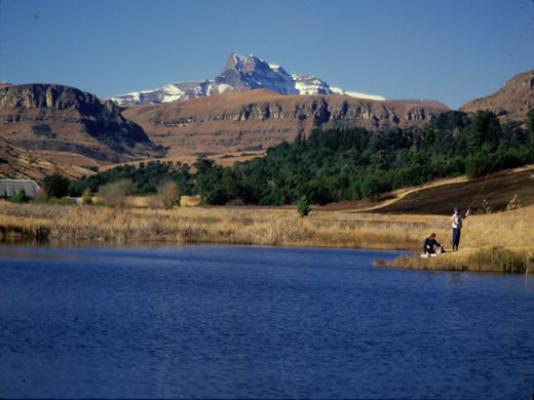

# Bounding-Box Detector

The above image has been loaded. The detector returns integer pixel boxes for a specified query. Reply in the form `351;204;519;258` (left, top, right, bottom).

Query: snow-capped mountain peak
111;53;385;105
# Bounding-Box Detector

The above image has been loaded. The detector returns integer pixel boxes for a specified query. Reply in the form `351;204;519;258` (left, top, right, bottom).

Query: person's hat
453;207;459;213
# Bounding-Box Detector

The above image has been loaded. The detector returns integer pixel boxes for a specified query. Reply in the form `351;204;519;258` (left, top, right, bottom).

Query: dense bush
43;173;71;198
10;189;28;203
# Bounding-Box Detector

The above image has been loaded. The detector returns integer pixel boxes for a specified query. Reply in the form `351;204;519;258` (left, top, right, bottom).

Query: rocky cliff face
123;90;448;157
0;84;164;166
215;53;298;95
460;69;533;120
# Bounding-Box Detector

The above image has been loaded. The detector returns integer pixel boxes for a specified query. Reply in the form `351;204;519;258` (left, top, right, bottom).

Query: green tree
195;167;228;205
68;114;533;207
193;158;215;174
297;195;310;217
465;151;492;178
465;111;502;152
10;189;28;203
43;173;70;198
359;174;384;200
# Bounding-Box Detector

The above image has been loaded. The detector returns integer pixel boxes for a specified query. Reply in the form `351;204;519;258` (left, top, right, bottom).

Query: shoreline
2;235;531;274
374;246;533;274
1;201;533;273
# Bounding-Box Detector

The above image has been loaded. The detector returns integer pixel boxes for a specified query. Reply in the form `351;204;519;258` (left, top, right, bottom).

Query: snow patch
344;91;385;101
329;86;344;95
216;83;233;94
162;84;184;95
330;86;385;101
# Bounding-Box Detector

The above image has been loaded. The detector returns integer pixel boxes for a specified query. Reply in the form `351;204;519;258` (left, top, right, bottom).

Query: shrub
43;173;70;198
157;181;180;209
98;179;134;207
81;188;93;205
297;195;310;217
10;189;28;203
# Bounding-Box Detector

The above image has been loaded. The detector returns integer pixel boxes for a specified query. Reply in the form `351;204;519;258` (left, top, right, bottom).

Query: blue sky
1;0;533;108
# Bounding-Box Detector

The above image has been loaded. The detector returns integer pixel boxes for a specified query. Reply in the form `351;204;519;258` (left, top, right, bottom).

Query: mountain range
111;53;387;105
0;58;532;180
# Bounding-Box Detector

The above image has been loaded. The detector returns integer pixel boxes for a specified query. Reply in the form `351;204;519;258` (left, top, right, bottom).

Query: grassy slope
311;165;534;214
364;165;534;214
0;137;94;180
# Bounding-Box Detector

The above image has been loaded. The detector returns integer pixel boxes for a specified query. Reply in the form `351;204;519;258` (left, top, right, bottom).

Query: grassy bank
375;246;534;274
1;201;533;272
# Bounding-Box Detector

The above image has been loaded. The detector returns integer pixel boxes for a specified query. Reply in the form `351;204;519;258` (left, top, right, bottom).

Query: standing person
451;207;470;251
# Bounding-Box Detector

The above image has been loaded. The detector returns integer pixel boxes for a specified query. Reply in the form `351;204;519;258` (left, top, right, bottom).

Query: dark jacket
423;237;441;254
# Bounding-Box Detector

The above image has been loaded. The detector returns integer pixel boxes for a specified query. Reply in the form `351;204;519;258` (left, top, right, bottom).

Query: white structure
0;179;41;198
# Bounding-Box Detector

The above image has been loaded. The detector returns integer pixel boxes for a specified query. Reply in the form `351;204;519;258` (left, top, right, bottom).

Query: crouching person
422;233;443;257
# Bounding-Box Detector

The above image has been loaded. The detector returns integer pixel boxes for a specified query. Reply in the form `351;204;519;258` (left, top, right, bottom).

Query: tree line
58;110;534;205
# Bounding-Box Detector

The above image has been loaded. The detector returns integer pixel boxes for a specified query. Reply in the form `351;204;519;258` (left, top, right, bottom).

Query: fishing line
467;156;501;211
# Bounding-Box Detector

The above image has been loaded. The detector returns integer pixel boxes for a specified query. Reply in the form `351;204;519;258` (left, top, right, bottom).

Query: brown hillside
0;84;164;177
369;166;534;215
460;69;533;120
123;89;449;157
0;136;93;180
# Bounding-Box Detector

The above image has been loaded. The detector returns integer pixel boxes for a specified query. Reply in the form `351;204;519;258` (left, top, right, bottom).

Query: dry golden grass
1;200;533;272
0;199;531;243
370;206;534;273
378;246;534;274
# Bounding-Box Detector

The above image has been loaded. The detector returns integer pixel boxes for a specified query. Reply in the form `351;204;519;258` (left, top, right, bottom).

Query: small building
0;179;41;198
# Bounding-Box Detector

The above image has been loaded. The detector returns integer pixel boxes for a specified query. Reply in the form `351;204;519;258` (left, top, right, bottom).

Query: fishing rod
466;155;502;212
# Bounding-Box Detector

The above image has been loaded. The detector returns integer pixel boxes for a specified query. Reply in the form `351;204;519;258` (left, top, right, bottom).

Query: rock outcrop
124;89;448;157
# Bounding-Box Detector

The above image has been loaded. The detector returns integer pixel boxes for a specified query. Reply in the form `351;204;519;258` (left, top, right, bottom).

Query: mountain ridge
1;67;532;180
122;89;448;158
111;53;386;105
460;69;533;120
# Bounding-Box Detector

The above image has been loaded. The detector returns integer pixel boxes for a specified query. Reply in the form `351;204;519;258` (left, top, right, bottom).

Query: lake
0;244;532;399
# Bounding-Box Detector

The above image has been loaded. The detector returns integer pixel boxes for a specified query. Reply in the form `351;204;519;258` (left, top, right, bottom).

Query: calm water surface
0;244;532;399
